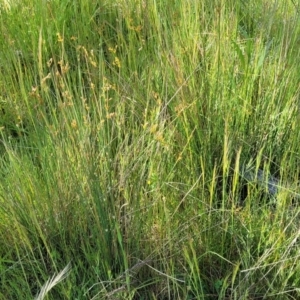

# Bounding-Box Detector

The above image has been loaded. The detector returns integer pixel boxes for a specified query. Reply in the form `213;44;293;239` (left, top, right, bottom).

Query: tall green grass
1;0;300;299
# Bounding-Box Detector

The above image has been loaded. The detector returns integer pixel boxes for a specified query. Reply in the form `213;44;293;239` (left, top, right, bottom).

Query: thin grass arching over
1;0;300;299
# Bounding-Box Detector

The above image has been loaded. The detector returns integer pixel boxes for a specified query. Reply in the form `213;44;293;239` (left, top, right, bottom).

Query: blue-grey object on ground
239;165;279;197
239;164;300;202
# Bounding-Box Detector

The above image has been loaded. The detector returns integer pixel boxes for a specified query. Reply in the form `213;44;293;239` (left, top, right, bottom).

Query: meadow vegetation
1;0;300;299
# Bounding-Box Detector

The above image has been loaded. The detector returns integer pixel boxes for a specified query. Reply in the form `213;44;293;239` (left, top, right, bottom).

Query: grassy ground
1;0;300;299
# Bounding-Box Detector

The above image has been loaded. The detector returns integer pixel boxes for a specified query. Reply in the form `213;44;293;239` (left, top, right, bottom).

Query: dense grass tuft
1;0;300;299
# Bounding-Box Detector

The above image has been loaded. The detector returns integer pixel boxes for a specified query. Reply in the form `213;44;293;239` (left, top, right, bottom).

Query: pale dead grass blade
34;263;71;300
